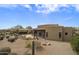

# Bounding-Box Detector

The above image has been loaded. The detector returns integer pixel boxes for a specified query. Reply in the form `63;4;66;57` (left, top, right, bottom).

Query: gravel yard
0;36;76;55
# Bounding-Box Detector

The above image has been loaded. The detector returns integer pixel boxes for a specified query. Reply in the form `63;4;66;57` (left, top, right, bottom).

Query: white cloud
0;4;32;10
35;4;71;14
72;4;79;11
21;4;32;10
35;4;59;14
23;5;31;8
34;4;79;14
0;4;79;14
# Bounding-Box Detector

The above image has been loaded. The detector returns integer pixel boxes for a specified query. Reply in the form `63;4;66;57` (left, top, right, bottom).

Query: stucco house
33;24;74;41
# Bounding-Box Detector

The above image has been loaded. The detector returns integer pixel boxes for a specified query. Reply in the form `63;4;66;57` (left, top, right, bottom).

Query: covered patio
33;28;46;39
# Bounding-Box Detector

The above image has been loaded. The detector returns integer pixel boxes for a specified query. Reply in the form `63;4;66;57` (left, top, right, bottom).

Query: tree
26;26;32;29
11;25;24;29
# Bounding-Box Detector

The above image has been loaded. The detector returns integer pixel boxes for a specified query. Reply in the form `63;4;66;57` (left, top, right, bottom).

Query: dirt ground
36;39;76;55
0;38;27;55
0;37;76;55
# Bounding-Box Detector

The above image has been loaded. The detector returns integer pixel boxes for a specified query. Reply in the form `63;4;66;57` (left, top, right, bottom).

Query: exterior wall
46;27;63;41
63;27;74;41
45;27;59;40
38;25;63;41
37;24;74;41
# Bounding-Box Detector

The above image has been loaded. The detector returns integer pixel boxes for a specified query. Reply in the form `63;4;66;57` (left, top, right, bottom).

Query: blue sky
0;4;79;29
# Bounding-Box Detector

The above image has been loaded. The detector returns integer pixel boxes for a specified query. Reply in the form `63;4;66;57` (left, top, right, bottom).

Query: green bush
70;35;79;54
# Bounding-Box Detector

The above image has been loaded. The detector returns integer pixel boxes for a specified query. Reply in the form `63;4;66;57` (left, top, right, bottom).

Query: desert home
0;24;75;41
33;24;75;41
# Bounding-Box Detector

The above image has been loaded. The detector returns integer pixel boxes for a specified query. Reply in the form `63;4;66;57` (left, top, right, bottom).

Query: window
65;32;68;35
59;32;61;38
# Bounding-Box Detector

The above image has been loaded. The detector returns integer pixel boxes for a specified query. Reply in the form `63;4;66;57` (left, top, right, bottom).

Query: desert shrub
26;37;33;40
25;34;34;40
14;33;18;39
25;43;32;48
21;35;26;40
36;45;43;51
70;35;79;54
0;35;4;40
6;35;10;39
42;43;47;46
0;47;11;55
48;43;51;46
35;41;43;51
22;36;33;40
25;41;43;51
8;36;16;43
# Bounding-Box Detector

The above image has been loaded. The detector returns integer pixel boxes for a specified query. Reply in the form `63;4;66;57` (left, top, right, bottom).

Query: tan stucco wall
47;27;63;41
45;27;59;40
38;25;63;41
37;24;74;41
63;27;73;41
